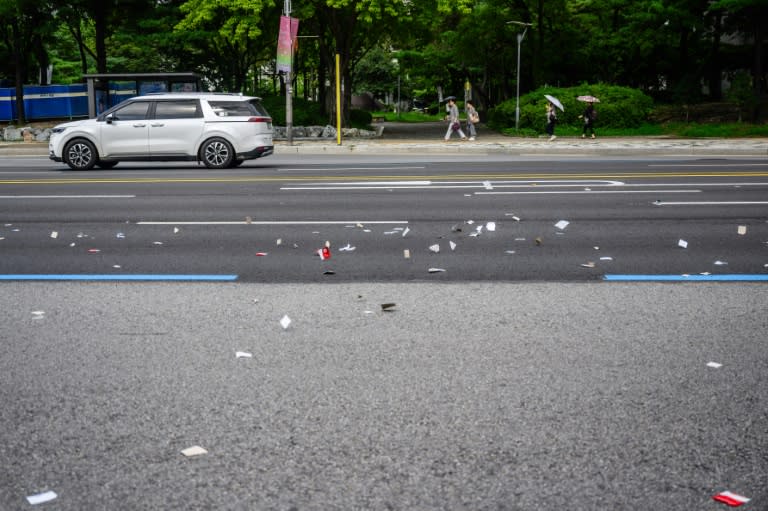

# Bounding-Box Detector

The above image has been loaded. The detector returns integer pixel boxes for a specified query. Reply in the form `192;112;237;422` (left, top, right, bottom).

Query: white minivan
49;93;273;170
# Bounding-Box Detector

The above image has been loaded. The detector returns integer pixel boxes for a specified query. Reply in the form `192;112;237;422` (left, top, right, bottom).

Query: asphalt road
0;155;767;282
2;282;767;510
1;153;767;509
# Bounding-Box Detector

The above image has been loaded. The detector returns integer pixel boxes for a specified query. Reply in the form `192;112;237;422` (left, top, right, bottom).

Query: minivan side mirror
105;113;114;124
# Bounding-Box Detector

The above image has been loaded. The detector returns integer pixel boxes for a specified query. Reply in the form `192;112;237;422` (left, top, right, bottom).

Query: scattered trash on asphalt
87;248;100;253
429;244;440;253
535;237;542;246
323;270;336;275
338;244;355;252
276;238;282;245
712;491;750;507
153;241;163;246
404;249;410;259
26;491;57;505
555;220;570;230
245;216;252;224
678;239;688;249
428;268;446;273
255;252;268;256
402;227;410;237
173;227;180;234
113;265;121;269
116;233;125;239
181;446;208;457
580;262;596;268
737;225;747;235
50;231;58;239
449;241;457;251
381;303;397;311
707;362;723;368
280;315;292;329
714;260;728;266
505;250;516;254
236;351;253;358
486;222;496;232
600;257;613;261
31;311;45;319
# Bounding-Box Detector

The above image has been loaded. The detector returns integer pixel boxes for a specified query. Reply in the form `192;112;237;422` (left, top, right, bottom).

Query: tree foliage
0;0;765;123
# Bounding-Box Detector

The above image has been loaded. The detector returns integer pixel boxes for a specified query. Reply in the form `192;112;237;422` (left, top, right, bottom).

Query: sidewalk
2;121;766;157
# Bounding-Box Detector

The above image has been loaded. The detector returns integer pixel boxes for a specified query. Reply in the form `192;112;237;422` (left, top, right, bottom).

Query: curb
1;138;767;157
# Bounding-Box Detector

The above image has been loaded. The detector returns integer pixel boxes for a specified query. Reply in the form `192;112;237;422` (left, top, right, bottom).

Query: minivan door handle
151;123;165;127
133;123;147;127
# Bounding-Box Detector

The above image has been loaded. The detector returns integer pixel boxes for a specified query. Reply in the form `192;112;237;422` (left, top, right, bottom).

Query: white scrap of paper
173;227;180;234
555;220;570;230
449;241;457;251
181;446;208;457
714;260;728;266
737;225;747;235
678;239;688;249
280;315;292;329
50;231;58;239
505;250;516;254
26;491;57;505
428;268;446;273
402;227;410;237
404;249;410;259
600;257;613;261
338;244;356;252
429;244;440;253
235;351;253;358
706;362;722;368
486;222;496;232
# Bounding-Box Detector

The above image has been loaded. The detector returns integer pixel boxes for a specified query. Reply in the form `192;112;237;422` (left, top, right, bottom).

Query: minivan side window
154;100;201;119
208;101;256;117
112;102;151;121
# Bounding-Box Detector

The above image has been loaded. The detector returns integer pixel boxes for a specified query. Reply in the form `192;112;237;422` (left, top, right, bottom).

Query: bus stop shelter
83;72;203;118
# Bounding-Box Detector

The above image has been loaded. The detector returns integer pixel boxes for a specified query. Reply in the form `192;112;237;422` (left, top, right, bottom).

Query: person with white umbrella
544;94;563;142
578;95;599;139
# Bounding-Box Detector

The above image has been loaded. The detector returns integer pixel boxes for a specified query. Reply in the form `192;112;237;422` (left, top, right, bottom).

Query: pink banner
277;16;299;73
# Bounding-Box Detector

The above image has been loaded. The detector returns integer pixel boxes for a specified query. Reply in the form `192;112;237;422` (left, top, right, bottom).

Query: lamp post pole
284;0;293;146
508;21;531;131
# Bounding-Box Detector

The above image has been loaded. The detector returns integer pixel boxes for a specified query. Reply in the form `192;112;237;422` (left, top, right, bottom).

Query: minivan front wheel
201;138;234;169
63;139;98;170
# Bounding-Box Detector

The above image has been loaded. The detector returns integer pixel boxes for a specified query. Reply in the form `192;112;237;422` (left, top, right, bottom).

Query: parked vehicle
49;93;273;170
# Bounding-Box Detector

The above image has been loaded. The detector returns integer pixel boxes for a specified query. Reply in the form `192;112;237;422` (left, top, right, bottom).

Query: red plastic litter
88;248;101;253
318;247;331;260
255;252;268;256
713;491;750;507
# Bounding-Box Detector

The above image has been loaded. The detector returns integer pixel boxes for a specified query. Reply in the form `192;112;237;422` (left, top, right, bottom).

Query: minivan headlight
51;127;68;134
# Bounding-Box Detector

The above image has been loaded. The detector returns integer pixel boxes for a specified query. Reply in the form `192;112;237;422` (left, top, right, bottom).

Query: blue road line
604;274;768;282
0;274;238;282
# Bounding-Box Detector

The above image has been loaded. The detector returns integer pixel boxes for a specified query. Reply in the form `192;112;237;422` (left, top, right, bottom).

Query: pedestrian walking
465;100;479;141
443;97;467;141
545;101;557;141
581;101;597;139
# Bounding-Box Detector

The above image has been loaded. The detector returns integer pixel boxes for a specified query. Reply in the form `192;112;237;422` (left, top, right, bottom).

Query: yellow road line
2;171;768;186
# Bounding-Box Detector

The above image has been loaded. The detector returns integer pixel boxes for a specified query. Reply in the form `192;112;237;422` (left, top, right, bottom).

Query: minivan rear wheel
201;138;234;169
63;139;98;170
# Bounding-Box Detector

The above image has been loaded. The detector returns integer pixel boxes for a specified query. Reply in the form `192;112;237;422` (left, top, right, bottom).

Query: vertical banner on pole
336;53;342;145
277;16;299;73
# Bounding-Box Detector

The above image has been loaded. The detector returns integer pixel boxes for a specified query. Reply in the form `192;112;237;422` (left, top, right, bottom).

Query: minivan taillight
248;117;271;123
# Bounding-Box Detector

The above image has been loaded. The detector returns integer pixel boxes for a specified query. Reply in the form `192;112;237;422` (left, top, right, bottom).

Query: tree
0;1;55;122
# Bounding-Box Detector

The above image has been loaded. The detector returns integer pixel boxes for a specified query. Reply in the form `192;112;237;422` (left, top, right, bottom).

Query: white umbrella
544;94;564;112
577;95;600;103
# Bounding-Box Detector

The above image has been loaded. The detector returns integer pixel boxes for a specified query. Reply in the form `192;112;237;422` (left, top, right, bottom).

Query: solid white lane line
137;220;409;225
476;190;701;195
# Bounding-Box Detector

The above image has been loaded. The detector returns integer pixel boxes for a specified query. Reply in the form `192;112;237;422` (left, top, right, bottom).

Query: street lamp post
284;0;293;146
507;21;532;131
